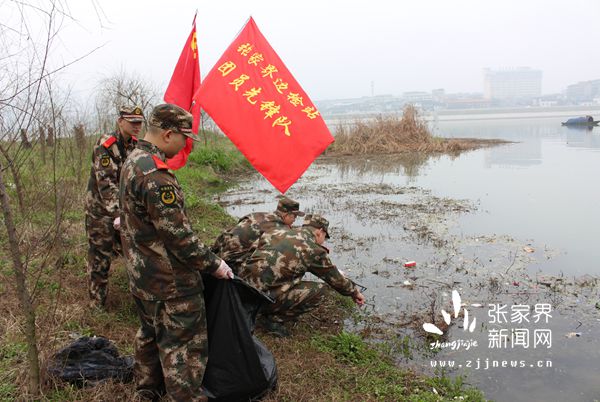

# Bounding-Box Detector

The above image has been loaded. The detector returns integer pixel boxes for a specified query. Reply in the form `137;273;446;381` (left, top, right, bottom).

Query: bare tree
38;125;46;164
95;69;159;133
20;129;32;148
0;1;97;396
46;125;54;146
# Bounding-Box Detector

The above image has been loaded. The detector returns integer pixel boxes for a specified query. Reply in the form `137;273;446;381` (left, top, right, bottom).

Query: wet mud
217;154;600;402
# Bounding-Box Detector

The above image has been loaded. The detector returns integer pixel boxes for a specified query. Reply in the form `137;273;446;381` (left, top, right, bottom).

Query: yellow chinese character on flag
218;61;237;77
272;116;292;136
287;92;304;107
229;74;250;91
237;43;253;56
301;106;320;119
243;87;262;104
273;78;289;94
248;52;264;66
260;101;281;119
261;64;278;78
191;32;198;59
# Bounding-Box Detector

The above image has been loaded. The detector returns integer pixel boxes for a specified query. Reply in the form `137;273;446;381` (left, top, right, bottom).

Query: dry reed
327;105;506;155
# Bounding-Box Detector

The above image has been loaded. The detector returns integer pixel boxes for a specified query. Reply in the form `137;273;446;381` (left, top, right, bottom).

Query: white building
483;67;542;100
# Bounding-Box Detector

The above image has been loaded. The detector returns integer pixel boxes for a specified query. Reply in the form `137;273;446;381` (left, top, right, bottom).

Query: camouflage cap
276;196;305;216
148;103;200;142
302;213;330;239
119;105;145;122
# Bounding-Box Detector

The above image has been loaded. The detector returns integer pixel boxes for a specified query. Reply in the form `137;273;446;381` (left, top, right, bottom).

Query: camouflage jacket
211;212;287;269
239;227;356;297
119;140;221;301
85;131;137;218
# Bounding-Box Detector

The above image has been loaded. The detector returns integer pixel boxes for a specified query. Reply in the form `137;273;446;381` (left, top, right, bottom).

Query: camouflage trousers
133;293;209;402
262;281;327;322
85;214;121;307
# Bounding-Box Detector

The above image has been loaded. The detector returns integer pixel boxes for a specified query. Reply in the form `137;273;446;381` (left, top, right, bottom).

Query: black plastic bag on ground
47;336;133;386
202;275;277;401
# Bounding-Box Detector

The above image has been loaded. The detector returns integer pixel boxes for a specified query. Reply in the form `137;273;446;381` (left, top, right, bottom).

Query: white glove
213;259;234;279
113;217;121;230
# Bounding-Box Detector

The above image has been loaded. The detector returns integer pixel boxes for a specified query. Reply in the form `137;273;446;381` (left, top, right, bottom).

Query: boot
257;316;290;338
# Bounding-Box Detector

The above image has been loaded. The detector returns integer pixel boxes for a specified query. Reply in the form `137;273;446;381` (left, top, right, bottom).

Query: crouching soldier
84;105;143;308
239;214;365;337
211;196;304;273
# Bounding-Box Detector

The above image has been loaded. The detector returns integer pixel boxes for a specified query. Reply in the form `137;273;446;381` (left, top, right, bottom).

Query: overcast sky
24;0;600;102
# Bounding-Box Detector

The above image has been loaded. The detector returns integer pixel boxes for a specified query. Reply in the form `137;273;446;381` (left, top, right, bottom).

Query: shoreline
325;105;600;125
217;147;599;402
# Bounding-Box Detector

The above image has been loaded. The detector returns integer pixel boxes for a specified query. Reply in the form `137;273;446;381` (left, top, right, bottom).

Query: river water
217;117;600;402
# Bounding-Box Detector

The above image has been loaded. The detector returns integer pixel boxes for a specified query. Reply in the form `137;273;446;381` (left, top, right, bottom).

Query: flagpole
200;107;207;147
163;11;202;169
193;10;206;147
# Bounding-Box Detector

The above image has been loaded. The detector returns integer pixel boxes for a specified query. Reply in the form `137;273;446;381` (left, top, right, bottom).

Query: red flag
194;17;333;193
164;16;201;170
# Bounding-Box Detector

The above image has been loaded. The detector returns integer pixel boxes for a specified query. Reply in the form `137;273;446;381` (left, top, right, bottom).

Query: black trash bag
47;336;133;386
202;275;277;401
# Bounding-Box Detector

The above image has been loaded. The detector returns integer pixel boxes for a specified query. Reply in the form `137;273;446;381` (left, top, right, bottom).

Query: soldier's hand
113;217;121;230
352;290;366;306
213;259;234;280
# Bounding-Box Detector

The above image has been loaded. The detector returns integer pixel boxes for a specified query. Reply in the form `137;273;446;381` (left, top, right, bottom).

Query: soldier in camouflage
85;105;143;308
211;196;305;273
119;104;233;402
239;214;366;337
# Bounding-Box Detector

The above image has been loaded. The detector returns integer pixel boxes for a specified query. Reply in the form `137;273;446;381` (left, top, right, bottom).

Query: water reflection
563;125;595;133
484;141;542;167
565;128;600;149
320;152;442;181
433;118;563;141
219;117;600;402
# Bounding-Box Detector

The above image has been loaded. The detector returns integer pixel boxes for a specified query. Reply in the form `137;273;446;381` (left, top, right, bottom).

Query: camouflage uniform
239;215;357;322
119;104;221;402
85;105;143;307
211;197;304;273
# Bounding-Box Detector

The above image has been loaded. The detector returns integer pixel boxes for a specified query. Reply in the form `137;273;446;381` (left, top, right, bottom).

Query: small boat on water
561;115;599;126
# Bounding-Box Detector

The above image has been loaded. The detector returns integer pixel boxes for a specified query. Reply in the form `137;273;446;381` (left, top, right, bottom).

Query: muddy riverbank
217;142;600;402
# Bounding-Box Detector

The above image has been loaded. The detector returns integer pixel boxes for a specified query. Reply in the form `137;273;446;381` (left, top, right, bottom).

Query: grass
0;132;488;401
0;340;27;401
311;331;484;401
258;295;486;402
188;143;248;172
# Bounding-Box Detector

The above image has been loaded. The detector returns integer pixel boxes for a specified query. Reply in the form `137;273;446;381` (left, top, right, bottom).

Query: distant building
483;67;542;100
444;98;492;109
566;79;600;103
533;93;564;107
315;95;405;117
431;88;446;102
538;100;558;107
402;91;432;102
